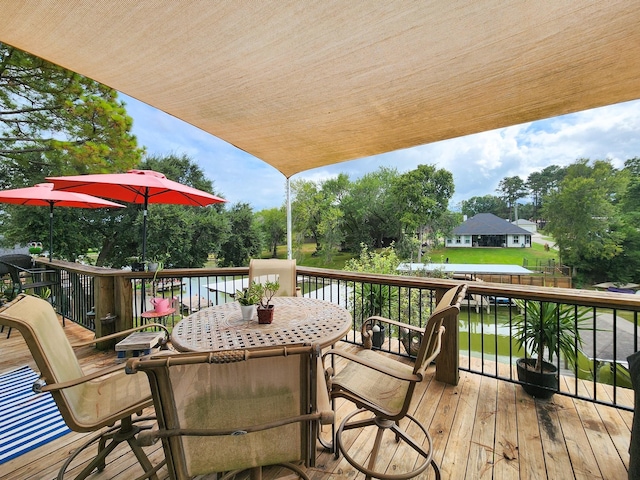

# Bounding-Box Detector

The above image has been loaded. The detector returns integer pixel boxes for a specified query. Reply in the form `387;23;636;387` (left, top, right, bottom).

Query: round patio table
171;296;352;352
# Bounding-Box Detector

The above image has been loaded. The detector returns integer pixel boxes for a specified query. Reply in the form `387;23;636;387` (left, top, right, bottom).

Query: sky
123;95;640;212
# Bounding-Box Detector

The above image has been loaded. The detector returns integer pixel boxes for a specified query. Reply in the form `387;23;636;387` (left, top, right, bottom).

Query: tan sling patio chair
126;343;333;480
249;258;300;297
323;284;467;480
0;294;169;480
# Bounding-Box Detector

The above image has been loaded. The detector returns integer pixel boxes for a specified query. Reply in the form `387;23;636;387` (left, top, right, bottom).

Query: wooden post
435;287;459;386
94;274;133;350
94;275;115;350
114;276;134;332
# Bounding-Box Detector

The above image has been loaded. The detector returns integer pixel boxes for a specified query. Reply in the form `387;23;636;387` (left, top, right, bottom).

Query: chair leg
336;409;437;480
57;415;158;480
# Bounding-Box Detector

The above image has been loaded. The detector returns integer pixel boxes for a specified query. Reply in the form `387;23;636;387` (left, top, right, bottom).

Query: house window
513;235;519;244
456;236;461;244
465;237;470;244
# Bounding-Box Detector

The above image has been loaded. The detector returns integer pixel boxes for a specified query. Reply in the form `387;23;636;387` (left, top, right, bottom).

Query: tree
218;202;263;267
291;174;349;257
460;194;508;218
496;176;527;221
0;43;142;188
0;43;145;260
390;164;454;261
542;159;626;282
526;165;566;222
340;167;401;251
256;207;286;258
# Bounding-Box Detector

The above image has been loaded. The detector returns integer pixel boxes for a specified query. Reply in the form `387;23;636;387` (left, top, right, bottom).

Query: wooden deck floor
0;320;633;480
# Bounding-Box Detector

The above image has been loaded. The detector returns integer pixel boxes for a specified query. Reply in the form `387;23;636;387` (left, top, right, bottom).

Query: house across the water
446;213;532;248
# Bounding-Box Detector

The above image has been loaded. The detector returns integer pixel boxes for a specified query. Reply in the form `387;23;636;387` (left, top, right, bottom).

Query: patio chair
126;343;333;480
323;283;467;480
0;253;57;294
249;258;300;296
0;293;170;480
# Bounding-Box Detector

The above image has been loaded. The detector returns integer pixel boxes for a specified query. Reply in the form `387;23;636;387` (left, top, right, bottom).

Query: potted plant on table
513;300;589;399
235;281;263;321
257;279;280;324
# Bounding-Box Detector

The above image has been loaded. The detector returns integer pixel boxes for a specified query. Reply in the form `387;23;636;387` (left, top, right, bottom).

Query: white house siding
447;234;531;248
446;235;473;248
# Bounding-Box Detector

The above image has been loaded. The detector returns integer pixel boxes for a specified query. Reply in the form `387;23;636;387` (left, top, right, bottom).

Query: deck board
0;319;633;479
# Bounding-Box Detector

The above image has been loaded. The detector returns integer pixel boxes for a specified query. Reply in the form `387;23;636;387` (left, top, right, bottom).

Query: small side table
115;331;165;362
140;307;176;326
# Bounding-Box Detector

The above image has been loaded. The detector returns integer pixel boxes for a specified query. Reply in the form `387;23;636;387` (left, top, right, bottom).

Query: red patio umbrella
0;183;124;261
47;169;226;261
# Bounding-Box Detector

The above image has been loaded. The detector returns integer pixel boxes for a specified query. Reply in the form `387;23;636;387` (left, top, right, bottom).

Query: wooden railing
37;259;640;411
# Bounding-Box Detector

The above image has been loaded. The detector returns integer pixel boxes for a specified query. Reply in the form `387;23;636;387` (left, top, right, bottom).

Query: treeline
255;165;459;263
462;159;640;285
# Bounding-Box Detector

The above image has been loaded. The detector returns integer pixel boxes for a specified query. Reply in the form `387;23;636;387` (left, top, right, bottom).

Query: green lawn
427;242;558;266
260;241;557;271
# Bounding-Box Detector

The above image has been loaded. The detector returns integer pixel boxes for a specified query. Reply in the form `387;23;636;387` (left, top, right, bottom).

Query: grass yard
260;241;557;271
428;242;558;266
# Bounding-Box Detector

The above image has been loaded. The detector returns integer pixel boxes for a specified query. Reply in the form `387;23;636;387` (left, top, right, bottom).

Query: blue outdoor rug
0;365;71;465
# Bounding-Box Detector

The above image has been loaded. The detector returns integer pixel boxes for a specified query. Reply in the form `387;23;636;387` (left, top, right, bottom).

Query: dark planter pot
516;358;558;399
131;262;145;272
372;325;385;348
257;305;275;324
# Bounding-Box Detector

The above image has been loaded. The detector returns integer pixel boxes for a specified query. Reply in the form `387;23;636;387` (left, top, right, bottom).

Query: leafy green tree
496;176;527;221
542;159;626;280
340;167;401;251
291;179;324;253
0;43;142;188
256;207;286;258
291;174;349;257
526;165;566;221
0;44;145;260
460;194;508;218
218;202;263;267
390;164;454;261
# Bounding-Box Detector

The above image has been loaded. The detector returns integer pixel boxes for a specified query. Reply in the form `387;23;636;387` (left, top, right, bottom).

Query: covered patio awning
1;1;639;177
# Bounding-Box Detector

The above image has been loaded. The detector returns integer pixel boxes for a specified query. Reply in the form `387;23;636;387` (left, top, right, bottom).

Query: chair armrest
413;325;445;378
361;315;425;349
322;349;420;382
34;363;128;393
70;323;170;348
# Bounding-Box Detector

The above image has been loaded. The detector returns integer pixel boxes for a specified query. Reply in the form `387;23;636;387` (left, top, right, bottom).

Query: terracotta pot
516;357;558;399
257;305;275;324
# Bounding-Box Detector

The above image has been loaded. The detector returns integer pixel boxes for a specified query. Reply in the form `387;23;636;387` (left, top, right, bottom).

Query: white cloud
124;95;640;212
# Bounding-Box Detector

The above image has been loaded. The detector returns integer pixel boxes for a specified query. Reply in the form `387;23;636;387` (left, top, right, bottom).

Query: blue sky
123;95;640;212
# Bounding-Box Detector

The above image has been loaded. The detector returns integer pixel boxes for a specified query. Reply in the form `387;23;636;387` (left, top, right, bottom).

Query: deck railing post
435;286;460;385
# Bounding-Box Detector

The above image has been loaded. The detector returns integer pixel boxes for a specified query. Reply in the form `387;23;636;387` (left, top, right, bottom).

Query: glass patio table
171;296;352;352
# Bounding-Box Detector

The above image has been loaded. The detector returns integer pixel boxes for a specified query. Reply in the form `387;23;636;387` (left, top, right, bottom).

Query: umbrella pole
49;202;54;262
142;193;149;263
286;177;292;260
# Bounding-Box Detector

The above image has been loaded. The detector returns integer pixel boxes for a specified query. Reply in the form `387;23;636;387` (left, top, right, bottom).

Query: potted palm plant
235;281;262;321
513;300;589;398
257;279;279;324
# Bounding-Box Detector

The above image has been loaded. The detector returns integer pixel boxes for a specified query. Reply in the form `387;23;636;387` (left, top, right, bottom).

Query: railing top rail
36;260;640;311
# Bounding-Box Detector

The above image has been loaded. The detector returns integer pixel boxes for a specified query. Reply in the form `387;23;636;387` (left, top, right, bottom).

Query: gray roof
453;213;531;235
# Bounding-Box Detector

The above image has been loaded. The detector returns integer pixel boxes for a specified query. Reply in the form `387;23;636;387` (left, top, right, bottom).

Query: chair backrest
249;259;297;296
128;344;320;479
413;284;467;376
0;254;34;285
0;294;151;431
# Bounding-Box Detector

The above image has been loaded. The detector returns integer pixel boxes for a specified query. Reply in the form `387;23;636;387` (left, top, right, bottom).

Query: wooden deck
0;320;633;480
